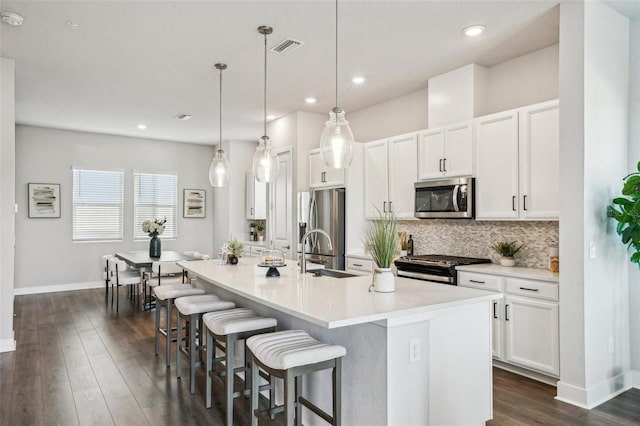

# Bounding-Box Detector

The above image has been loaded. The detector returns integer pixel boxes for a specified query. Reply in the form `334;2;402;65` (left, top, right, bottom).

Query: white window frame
133;171;178;240
72;168;124;242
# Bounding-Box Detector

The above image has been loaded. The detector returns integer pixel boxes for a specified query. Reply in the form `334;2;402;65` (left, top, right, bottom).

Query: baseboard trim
0;332;16;353
556;372;632;409
14;281;104;295
633;370;640;389
493;360;558;386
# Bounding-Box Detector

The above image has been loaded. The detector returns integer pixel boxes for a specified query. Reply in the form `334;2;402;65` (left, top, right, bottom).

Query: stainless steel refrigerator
297;188;346;270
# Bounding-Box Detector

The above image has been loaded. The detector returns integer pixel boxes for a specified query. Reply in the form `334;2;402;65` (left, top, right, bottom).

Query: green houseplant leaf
363;207;400;269
608;163;640;269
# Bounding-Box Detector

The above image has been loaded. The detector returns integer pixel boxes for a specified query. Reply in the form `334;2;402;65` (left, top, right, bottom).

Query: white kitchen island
178;258;501;426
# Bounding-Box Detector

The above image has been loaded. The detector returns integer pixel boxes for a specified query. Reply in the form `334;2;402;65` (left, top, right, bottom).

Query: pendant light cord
263;32;268;137
219;66;223;153
335;0;339;109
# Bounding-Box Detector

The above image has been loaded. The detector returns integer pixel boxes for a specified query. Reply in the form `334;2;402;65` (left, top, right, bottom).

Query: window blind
133;172;177;240
72;169;124;241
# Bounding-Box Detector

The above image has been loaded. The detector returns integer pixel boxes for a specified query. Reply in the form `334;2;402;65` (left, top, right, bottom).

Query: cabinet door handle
353;263;363;267
470;279;485;284
493;301;498;319
519;286;539;292
505;304;510;321
383;201;387;213
443;158;447;172
251;208;254;215
388;201;393;212
439;158;443;172
512;196;516;211
523;195;528;211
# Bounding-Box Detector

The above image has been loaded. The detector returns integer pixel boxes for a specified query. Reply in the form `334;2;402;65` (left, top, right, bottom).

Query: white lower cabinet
458;271;559;377
345;256;374;275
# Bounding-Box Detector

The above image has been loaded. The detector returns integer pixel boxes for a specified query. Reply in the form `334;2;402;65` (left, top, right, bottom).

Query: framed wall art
28;183;61;218
183;189;206;218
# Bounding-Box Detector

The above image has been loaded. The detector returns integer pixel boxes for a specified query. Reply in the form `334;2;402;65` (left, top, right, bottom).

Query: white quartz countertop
179;258;500;329
456;263;560;283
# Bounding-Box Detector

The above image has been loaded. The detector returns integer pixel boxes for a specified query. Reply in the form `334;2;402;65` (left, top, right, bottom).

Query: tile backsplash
398;220;559;269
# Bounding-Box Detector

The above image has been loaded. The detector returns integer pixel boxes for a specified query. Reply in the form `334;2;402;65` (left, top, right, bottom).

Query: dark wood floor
1;288;639;426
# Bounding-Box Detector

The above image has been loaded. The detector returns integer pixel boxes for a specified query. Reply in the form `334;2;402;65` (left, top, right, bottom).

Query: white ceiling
0;0;563;145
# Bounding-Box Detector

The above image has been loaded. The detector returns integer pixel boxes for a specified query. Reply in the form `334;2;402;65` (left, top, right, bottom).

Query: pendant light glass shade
253;25;279;183
320;107;354;169
321;0;354;169
252;136;279;183
209;149;231;187
209;63;231;187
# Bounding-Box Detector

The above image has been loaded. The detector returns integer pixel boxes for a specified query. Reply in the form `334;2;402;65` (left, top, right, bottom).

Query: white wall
348;88;429;143
0;58;16;352
348;45;559;143
484;44;559;116
628;17;640;385
15;125;216;290
557;1;632;408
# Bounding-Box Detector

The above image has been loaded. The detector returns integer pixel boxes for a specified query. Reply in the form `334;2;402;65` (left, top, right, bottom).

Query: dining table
114;250;196;310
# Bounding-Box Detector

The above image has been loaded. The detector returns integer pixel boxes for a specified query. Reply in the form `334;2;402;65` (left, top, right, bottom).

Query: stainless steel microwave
414;177;475;219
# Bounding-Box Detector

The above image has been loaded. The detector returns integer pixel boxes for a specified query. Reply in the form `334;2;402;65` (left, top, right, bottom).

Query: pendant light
209;63;231;187
320;0;354;169
252;25;279;183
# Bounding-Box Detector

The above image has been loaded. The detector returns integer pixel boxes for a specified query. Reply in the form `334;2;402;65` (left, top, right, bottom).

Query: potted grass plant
490;241;523;267
363;208;400;292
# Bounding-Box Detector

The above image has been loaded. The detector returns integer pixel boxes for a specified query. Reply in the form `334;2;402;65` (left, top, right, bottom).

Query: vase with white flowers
143;218;166;258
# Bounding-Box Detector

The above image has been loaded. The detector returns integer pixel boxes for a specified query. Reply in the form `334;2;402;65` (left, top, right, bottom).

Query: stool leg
189;314;197;394
225;336;235;426
334;358;342;426
176;313;183;378
206;329;213;409
285;371;295;426
250;354;259;426
166;299;173;368
116;284;120;312
155;302;160;356
295;375;302;426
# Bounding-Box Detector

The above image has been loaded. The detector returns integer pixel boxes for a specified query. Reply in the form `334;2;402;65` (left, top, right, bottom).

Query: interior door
270;148;293;258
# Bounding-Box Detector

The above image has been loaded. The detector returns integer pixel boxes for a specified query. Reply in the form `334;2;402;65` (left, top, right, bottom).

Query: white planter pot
373;268;395;293
500;256;516;267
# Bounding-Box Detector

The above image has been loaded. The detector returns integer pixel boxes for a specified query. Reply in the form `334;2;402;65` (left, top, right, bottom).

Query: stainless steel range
394;255;491;285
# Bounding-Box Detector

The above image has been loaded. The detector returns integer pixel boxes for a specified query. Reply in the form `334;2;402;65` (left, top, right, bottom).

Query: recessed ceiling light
175;113;192;121
266;115;277;120
305;97;317;104
352;76;366;84
1;11;24;26
66;21;78;29
462;25;486;37
137;123;147;130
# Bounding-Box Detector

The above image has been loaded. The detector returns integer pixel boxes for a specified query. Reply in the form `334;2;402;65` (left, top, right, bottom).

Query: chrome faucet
300;229;333;274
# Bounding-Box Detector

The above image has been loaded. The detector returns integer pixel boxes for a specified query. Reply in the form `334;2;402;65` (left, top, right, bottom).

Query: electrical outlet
608;336;614;354
589;242;596;259
409;338;421;363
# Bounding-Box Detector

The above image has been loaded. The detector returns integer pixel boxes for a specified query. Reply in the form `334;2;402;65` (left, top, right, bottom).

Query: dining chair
108;259;143;312
101;254;114;305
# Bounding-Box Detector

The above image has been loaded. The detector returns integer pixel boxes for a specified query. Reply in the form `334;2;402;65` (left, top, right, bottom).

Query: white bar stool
247;330;346;426
153;284;205;367
175;294;236;393
203;308;277;426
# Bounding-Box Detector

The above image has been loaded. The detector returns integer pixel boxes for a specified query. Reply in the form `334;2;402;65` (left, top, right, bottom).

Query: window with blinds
72;169;124;241
133;172;177;240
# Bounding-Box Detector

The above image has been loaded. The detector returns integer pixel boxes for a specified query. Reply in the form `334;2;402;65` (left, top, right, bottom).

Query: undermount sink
308;269;358;279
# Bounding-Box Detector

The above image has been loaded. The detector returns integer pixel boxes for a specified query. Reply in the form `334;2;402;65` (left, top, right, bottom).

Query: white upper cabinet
364;133;417;219
418;120;473;180
518;100;560;219
309;148;346;189
245;170;267;220
475;99;559;220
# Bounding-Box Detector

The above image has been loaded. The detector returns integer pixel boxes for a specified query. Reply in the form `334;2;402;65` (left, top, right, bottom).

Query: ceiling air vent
270;38;304;55
175;113;192;121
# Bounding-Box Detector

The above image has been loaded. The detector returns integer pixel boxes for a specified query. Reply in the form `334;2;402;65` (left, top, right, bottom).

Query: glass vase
149;236;161;258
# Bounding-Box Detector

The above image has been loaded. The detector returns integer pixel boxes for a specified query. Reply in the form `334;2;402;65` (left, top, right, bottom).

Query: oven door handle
397;270;453;284
452;184;460;212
